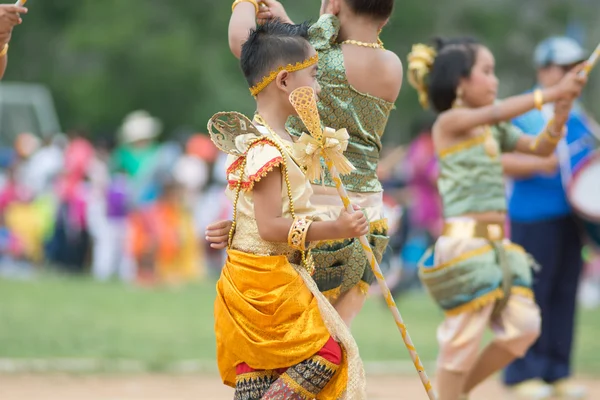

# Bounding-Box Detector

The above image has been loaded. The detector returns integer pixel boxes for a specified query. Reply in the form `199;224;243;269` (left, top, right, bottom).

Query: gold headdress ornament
288;87;355;181
250;54;319;97
407;44;437;109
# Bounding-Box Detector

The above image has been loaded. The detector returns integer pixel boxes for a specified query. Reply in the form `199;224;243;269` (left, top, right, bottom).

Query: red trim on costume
227;156;284;191
234;336;342;375
226;156;245;176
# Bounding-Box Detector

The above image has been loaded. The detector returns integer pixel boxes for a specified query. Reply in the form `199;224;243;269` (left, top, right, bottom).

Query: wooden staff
289;86;437;400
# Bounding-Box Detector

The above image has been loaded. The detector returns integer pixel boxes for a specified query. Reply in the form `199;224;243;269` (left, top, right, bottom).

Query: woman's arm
253;167;368;243
229;2;258;59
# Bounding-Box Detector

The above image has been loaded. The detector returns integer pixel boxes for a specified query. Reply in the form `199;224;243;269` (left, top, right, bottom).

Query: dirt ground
0;373;598;400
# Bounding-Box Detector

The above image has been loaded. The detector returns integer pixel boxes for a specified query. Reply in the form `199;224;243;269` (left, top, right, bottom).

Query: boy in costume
211;19;368;399
208;0;402;327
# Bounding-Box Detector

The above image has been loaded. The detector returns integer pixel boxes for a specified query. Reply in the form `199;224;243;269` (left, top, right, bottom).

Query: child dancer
212;19;368;399
407;37;587;400
209;0;402;327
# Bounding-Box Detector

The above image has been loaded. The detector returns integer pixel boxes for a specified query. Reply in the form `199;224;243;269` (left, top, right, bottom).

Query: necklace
483;126;499;158
341;39;383;49
253;114;307;172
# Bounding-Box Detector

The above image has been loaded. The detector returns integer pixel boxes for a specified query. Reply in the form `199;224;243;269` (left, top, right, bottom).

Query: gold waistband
442;220;505;241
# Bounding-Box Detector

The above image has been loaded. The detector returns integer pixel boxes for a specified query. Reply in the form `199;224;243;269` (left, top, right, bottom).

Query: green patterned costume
419;122;537;316
287;14;394;300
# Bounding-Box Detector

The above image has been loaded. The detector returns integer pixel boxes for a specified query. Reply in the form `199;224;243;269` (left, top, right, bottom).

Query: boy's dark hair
428;37;481;112
345;0;394;20
240;19;312;88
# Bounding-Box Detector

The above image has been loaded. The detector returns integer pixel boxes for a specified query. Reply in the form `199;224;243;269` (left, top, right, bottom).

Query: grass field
1;275;600;375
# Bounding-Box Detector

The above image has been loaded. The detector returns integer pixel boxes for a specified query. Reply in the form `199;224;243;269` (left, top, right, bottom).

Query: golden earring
453;87;464;108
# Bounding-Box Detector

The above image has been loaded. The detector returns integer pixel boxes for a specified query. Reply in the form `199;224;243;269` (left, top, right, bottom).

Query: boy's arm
229;2;258;59
253;167;349;243
204;169;364;247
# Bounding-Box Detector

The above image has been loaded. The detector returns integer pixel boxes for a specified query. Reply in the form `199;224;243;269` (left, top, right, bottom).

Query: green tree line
4;0;599;143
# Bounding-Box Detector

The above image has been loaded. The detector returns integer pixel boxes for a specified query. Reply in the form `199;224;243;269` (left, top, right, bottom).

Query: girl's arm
229;1;258;59
512;98;572;156
437;66;587;138
437;88;562;137
257;0;294;24
502;153;558;178
253;167;368;243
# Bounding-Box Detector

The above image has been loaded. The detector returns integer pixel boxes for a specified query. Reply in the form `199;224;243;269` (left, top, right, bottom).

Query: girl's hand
551;63;588;100
256;0;293;24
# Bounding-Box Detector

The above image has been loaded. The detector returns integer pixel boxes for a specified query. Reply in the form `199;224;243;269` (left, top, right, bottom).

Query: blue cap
534;36;586;67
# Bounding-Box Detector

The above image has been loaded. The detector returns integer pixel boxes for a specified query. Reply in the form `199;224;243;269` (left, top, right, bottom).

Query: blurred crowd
0;108;598;307
0;110;231;286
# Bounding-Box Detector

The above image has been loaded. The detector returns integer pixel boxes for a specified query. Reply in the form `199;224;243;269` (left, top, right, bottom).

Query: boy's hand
334;205;369;239
205;220;233;249
256;0;293;24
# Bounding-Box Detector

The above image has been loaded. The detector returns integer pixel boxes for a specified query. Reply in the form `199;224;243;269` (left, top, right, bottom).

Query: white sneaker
508;380;553;399
578;279;600;309
552;379;587;399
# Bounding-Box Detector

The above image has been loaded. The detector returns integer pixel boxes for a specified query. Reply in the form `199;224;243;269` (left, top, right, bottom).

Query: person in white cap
110;110;162;205
0;3;27;80
502;36;597;400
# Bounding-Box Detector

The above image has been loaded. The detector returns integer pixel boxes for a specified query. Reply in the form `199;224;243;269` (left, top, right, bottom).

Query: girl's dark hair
345;0;394;20
428;37;480;112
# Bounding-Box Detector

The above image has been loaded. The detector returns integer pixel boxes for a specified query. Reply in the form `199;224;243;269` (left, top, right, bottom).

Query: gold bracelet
528;136;540;152
533;89;544;110
287;217;313;251
232;0;259;15
0;44;9;58
545;118;566;143
530;120;564;151
543;128;562;145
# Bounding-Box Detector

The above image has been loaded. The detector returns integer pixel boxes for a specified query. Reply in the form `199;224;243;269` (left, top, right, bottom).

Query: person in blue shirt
502;36;598;400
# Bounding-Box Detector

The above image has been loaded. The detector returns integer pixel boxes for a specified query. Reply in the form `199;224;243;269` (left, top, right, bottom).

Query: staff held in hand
289;86;438;400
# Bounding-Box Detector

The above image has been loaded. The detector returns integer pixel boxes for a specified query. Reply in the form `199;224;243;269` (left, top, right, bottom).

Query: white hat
534;36;586;67
120;110;162;144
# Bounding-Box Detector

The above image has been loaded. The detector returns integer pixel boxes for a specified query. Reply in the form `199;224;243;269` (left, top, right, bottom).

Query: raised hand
256;0;293;24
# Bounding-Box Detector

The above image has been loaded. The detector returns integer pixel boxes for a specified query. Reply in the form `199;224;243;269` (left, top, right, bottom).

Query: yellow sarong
215;249;348;399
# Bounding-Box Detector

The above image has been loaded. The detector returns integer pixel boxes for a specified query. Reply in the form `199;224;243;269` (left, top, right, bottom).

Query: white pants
87;198;134;282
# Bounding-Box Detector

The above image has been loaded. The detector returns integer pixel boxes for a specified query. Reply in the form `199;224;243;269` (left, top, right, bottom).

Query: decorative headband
250;54;319;96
